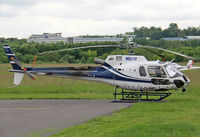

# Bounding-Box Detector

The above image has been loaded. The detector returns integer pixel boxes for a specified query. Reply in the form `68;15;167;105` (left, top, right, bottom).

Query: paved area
0;100;132;137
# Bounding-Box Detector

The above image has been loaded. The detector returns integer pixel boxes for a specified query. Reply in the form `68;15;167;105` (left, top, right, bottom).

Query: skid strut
113;88;171;102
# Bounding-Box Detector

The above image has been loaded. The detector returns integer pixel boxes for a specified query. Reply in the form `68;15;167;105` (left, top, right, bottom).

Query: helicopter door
147;66;170;85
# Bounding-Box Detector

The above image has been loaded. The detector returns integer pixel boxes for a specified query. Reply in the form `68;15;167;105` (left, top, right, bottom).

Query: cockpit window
139;66;146;77
165;65;176;77
147;66;167;78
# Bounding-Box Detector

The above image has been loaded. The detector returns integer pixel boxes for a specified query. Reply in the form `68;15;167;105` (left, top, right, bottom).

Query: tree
149;27;163;40
133;26;151;38
163;23;179;37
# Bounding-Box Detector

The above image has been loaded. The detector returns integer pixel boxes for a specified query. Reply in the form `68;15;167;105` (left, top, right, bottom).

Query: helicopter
2;43;200;102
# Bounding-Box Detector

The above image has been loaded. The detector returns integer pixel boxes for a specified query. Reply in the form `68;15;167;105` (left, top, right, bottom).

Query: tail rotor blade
11;57;36;80
25;71;36;80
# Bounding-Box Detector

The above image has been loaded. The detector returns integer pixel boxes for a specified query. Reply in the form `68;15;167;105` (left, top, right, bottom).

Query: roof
162;37;185;41
186;36;200;39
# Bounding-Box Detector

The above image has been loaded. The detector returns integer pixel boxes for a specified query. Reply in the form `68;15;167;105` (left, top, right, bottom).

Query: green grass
0;64;114;99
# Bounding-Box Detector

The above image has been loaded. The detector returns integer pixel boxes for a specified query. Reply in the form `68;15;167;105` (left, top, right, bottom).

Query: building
27;33;123;44
72;36;123;43
186;36;200;40
27;33;69;43
162;37;186;41
162;36;200;41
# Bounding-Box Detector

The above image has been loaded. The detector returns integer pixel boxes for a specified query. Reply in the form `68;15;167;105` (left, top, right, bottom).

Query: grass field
1;63;200;137
0;64;114;99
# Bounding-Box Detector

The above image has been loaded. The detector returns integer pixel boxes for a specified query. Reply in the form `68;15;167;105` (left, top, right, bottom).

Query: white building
162;37;186;41
27;33;123;44
72;36;123;43
27;33;69;43
186;36;200;40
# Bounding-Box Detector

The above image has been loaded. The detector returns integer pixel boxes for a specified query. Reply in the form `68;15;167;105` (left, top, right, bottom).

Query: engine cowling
94;58;105;65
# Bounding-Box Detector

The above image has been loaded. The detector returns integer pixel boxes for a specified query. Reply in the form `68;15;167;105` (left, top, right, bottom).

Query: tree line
0;38;120;64
1;23;200;64
133;23;200;40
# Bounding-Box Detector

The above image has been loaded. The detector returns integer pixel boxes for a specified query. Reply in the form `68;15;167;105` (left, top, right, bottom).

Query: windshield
165;65;176;77
147;66;167;78
164;65;182;78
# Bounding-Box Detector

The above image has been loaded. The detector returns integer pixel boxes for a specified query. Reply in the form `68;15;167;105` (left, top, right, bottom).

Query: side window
109;58;114;61
139;66;146;77
116;56;122;61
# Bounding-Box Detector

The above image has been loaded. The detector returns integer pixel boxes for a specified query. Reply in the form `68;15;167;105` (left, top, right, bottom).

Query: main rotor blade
38;45;121;55
137;45;196;60
142;48;165;61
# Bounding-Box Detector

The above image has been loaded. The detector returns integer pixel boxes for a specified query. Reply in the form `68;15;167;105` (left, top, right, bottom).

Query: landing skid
113;87;171;103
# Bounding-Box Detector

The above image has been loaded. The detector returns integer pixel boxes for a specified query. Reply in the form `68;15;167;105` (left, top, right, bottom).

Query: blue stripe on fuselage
103;62;139;79
90;67;151;83
29;66;151;83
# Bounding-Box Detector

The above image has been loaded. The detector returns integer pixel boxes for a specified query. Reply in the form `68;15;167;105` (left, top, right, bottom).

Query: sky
0;0;200;38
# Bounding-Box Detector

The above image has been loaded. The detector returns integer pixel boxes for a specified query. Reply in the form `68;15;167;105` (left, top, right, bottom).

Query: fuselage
22;55;190;91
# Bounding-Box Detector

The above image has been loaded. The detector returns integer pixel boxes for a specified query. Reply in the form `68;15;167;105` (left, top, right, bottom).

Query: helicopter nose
174;75;190;89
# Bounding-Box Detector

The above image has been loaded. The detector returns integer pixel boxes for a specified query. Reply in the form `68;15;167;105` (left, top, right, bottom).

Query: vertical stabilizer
2;45;21;70
186;60;194;70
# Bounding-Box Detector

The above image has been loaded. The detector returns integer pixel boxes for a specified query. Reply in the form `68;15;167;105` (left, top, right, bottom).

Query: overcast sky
0;0;200;38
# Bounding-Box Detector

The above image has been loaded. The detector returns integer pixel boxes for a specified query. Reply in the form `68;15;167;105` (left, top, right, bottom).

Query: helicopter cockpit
145;64;188;87
145;65;183;78
144;66;169;85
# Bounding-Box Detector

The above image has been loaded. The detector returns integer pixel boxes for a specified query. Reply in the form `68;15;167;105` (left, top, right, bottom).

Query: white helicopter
2;43;200;102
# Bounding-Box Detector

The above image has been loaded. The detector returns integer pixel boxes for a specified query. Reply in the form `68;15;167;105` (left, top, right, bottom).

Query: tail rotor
2;45;36;85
